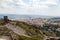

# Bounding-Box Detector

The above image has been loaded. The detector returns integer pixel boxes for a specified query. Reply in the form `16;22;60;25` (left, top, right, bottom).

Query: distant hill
0;14;54;19
48;17;60;22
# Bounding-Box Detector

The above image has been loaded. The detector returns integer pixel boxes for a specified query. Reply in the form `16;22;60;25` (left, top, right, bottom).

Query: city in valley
0;15;60;40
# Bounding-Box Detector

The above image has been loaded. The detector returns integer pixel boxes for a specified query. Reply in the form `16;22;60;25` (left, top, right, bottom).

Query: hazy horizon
0;14;60;17
0;0;60;17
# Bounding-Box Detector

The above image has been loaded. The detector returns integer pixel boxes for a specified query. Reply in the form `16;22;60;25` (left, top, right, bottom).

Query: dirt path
0;36;11;40
5;23;30;37
43;35;60;40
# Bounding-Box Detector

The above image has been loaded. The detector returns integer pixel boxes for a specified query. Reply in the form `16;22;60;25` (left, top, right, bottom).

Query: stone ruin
4;16;9;23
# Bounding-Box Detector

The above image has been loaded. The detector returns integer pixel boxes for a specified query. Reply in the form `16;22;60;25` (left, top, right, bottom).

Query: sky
0;0;60;16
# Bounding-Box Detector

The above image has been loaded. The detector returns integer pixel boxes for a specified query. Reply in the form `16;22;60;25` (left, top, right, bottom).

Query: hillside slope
4;21;58;40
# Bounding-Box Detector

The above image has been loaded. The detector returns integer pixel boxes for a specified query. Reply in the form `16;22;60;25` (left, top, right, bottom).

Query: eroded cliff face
0;25;20;40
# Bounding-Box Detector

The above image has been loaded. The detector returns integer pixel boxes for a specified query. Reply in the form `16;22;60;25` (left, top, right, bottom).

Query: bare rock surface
5;23;30;37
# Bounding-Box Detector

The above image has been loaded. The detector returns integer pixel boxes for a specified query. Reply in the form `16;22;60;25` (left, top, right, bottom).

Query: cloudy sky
0;0;60;16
